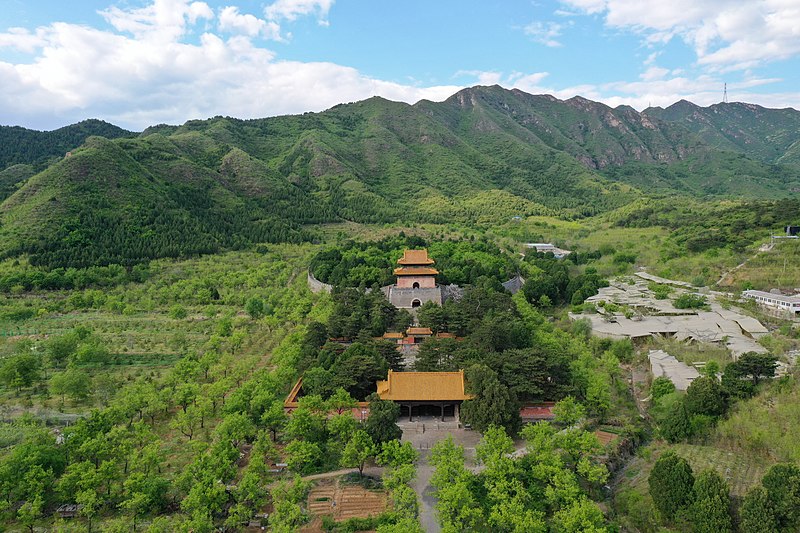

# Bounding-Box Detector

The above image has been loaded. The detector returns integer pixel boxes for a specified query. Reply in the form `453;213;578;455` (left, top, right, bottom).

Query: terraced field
619;442;768;499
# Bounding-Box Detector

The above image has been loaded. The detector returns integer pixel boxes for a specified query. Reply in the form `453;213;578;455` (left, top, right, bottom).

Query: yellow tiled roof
376;370;473;401
393;267;439;276
406;327;432;335
397;249;435;266
382;332;405;339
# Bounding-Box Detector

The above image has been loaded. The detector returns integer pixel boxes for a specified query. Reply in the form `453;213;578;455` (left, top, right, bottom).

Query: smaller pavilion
376;370;473;422
283;377;370;419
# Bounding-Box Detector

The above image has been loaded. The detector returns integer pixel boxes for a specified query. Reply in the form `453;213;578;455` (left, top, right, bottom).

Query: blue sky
1;0;799;130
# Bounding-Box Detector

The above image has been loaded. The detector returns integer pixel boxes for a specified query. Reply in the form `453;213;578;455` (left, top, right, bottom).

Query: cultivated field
303;477;389;532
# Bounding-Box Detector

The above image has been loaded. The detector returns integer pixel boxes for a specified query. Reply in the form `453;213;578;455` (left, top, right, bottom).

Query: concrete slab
648;349;700;391
577;275;771;359
734;317;769;337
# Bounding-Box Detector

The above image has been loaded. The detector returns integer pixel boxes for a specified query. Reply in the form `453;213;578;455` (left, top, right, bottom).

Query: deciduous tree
685;376;726;417
461;364;520;433
363;394;401;444
341;430;376;477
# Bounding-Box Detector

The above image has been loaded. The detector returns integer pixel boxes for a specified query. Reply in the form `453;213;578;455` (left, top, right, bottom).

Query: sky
1;0;799;130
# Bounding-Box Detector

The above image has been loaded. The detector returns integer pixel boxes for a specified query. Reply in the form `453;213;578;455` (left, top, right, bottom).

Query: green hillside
645;100;800;167
0;119;135;170
0;136;317;268
1;86;799;269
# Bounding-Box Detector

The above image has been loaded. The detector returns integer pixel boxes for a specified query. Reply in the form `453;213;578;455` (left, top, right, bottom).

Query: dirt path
302;466;384;481
716;242;773;286
266;466;385;490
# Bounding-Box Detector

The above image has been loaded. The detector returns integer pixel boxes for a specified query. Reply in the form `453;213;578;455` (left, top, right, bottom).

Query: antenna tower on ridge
723;83;728;103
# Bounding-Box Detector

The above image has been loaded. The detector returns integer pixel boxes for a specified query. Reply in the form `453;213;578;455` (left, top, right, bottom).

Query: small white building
524;243;571;259
742;290;800;315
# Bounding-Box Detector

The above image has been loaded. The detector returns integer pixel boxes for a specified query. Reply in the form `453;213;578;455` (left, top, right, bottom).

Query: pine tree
739;486;778;533
648;451;695;522
661;399;692;443
691;469;732;533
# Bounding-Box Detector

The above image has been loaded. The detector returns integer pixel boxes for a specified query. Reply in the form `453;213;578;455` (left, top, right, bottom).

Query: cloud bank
0;0;459;130
561;0;800;71
0;0;798;130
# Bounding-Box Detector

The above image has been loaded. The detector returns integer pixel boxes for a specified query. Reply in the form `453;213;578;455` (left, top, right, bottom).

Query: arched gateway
376;370;473;422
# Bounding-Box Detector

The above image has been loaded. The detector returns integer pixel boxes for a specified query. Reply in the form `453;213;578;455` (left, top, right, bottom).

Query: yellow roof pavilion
397;250;435;266
376;370;473;402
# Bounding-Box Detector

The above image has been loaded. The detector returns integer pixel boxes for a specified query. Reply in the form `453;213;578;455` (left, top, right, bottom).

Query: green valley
0;87;799;532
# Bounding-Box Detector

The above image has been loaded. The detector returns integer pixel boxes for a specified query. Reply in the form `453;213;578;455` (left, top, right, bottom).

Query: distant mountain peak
667;99;701;111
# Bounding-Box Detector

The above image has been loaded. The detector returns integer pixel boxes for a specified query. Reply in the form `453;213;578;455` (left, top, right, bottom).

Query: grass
722;238;800;290
714;377;800;463
612;440;769;532
646;338;733;369
669;443;768;497
615;441;768;509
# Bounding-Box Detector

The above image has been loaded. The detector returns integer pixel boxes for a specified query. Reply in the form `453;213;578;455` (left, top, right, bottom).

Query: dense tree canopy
648;451;695;521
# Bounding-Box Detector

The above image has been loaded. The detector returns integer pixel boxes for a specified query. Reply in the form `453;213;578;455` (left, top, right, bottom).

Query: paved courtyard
401;426;483;533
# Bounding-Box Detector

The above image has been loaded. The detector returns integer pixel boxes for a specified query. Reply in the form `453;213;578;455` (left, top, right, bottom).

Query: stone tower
382;249;443;310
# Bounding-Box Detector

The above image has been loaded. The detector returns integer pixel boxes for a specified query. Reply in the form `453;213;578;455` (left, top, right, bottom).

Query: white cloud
264;0;334;24
643;51;660;66
218;6;282;40
454;70;504;85
562;0;607;14
510;72;552;93
560;0;800;71
523;21;565;47
640;66;669;81
0;1;460;130
0;27;48;53
100;0;213;42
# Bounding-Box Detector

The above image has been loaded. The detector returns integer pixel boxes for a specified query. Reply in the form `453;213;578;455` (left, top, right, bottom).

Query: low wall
307;271;333;294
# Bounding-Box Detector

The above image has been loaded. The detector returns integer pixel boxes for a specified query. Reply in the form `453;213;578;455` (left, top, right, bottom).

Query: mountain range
1;85;799;268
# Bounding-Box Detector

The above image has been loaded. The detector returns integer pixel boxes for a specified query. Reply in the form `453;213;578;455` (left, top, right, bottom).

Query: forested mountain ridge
428;86;702;169
645;99;800;167
1;85;799;268
0;118;135;170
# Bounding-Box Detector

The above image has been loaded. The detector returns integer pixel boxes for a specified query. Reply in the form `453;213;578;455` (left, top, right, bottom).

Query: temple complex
382;249;444;310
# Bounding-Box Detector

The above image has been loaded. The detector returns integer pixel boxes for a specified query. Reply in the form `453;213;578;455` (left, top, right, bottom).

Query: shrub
673;293;707;309
650;377;676;402
169;304;188;319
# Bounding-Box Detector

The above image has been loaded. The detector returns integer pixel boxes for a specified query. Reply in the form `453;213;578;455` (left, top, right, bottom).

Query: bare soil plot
302;477;389;532
594;430;619;447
